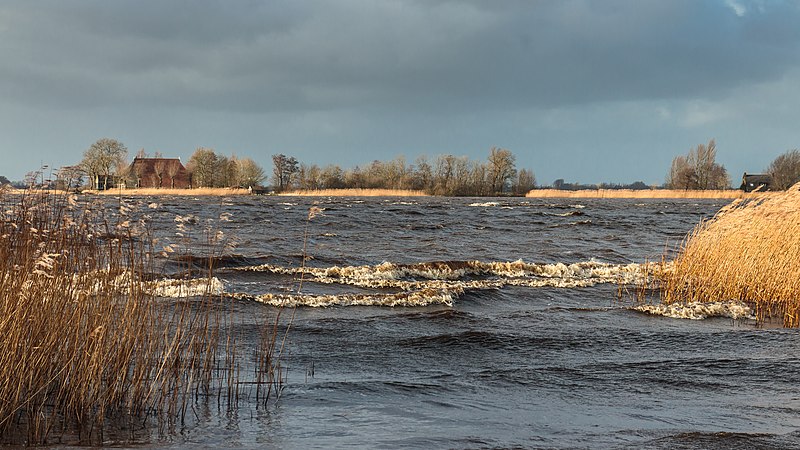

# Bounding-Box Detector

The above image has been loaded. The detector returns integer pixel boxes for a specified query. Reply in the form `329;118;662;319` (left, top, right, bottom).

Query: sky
1;0;799;186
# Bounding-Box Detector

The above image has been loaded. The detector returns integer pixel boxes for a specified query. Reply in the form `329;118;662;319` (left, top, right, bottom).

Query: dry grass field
526;189;748;199
280;188;428;197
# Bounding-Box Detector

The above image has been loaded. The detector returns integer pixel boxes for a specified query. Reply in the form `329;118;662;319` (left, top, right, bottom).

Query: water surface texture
118;196;800;449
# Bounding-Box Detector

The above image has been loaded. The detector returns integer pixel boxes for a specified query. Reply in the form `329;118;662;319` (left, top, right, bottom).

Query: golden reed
654;184;800;326
526;189;748;199
0;191;282;445
280;188;428;197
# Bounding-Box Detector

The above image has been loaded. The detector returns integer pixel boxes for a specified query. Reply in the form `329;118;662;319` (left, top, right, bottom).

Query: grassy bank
651;185;800;326
280;188;428;197
85;187;253;196
526;189;747;199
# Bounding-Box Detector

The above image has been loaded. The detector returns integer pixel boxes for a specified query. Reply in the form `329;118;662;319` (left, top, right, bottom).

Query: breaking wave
107;271;226;298
632;301;755;321
226;288;456;308
235;260;646;286
221;260;653;307
89;259;654;307
144;277;225;298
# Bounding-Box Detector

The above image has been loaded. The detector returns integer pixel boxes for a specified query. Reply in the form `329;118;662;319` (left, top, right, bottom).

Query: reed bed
0;191;284;445
652;184;800;326
280;188;428;197
526;189;747;199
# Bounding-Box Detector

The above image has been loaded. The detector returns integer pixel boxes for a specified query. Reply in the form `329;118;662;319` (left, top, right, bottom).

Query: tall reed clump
0;191;280;445
654;184;800;326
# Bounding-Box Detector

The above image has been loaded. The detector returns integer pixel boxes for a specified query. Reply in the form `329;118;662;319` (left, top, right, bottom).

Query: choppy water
107;197;800;448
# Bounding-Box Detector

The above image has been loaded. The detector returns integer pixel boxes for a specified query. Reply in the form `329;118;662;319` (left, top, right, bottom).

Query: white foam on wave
227;259;656;306
633;300;755;321
228;287;456;308
105;271;226;298
145;277;225;298
238;260;650;286
468;202;500;207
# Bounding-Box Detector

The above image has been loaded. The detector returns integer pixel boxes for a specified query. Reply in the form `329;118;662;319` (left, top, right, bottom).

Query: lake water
108;196;800;448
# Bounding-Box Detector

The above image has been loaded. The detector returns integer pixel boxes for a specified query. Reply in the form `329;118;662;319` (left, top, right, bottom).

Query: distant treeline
272;147;536;196
550;180;651;191
6;138;800;194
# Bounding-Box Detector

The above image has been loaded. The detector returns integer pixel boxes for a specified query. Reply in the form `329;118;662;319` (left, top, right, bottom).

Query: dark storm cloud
1;0;799;114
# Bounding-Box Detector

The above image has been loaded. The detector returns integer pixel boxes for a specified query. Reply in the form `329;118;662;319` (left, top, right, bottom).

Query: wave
549;219;592;227
219;259;653;307
544;211;585;217
225;288;456;307
236;259;647;285
145;277;225;297
105;259;653;307
632;301;755;320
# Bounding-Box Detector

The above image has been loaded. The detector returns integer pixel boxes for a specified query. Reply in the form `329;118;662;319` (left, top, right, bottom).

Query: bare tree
166;160;181;188
153;159;167;188
187;147;218;188
513;168;537;195
768;149;800;190
434;155;456;195
81;138;128;189
298;164;322;190
469;161;489;196
666;155;695;189
55;166;84;191
237;158;266;188
412;155;433;191
321;164;345;189
213;155;235;188
666;140;729;190
131;160;144;188
271;154;299;192
487;147;517;194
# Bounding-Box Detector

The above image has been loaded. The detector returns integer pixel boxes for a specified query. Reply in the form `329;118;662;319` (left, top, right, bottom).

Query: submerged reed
652;184;800;326
0;190;283;445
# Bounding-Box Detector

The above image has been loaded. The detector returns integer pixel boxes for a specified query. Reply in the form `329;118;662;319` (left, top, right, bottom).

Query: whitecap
632;300;755;321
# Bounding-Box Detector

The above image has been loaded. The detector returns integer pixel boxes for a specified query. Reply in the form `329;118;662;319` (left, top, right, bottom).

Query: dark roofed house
127;157;190;189
740;172;773;193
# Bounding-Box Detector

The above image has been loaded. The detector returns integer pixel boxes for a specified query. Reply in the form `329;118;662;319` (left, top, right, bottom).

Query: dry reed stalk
0;190;282;445
280;188;428;197
653;184;800;326
526;189;748;199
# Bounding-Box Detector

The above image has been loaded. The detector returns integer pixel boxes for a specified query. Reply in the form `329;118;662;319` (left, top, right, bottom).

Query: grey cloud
1;0;799;114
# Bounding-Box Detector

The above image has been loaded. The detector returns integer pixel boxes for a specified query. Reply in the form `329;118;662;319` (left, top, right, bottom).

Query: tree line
184;148;265;188
6;138;800;193
74;139;267;190
664;139;800;191
271;147;536;196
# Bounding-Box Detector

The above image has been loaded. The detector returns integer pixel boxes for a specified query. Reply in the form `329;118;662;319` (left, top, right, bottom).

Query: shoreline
525;189;749;199
2;186;764;199
278;188;428;197
83;187;253;196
